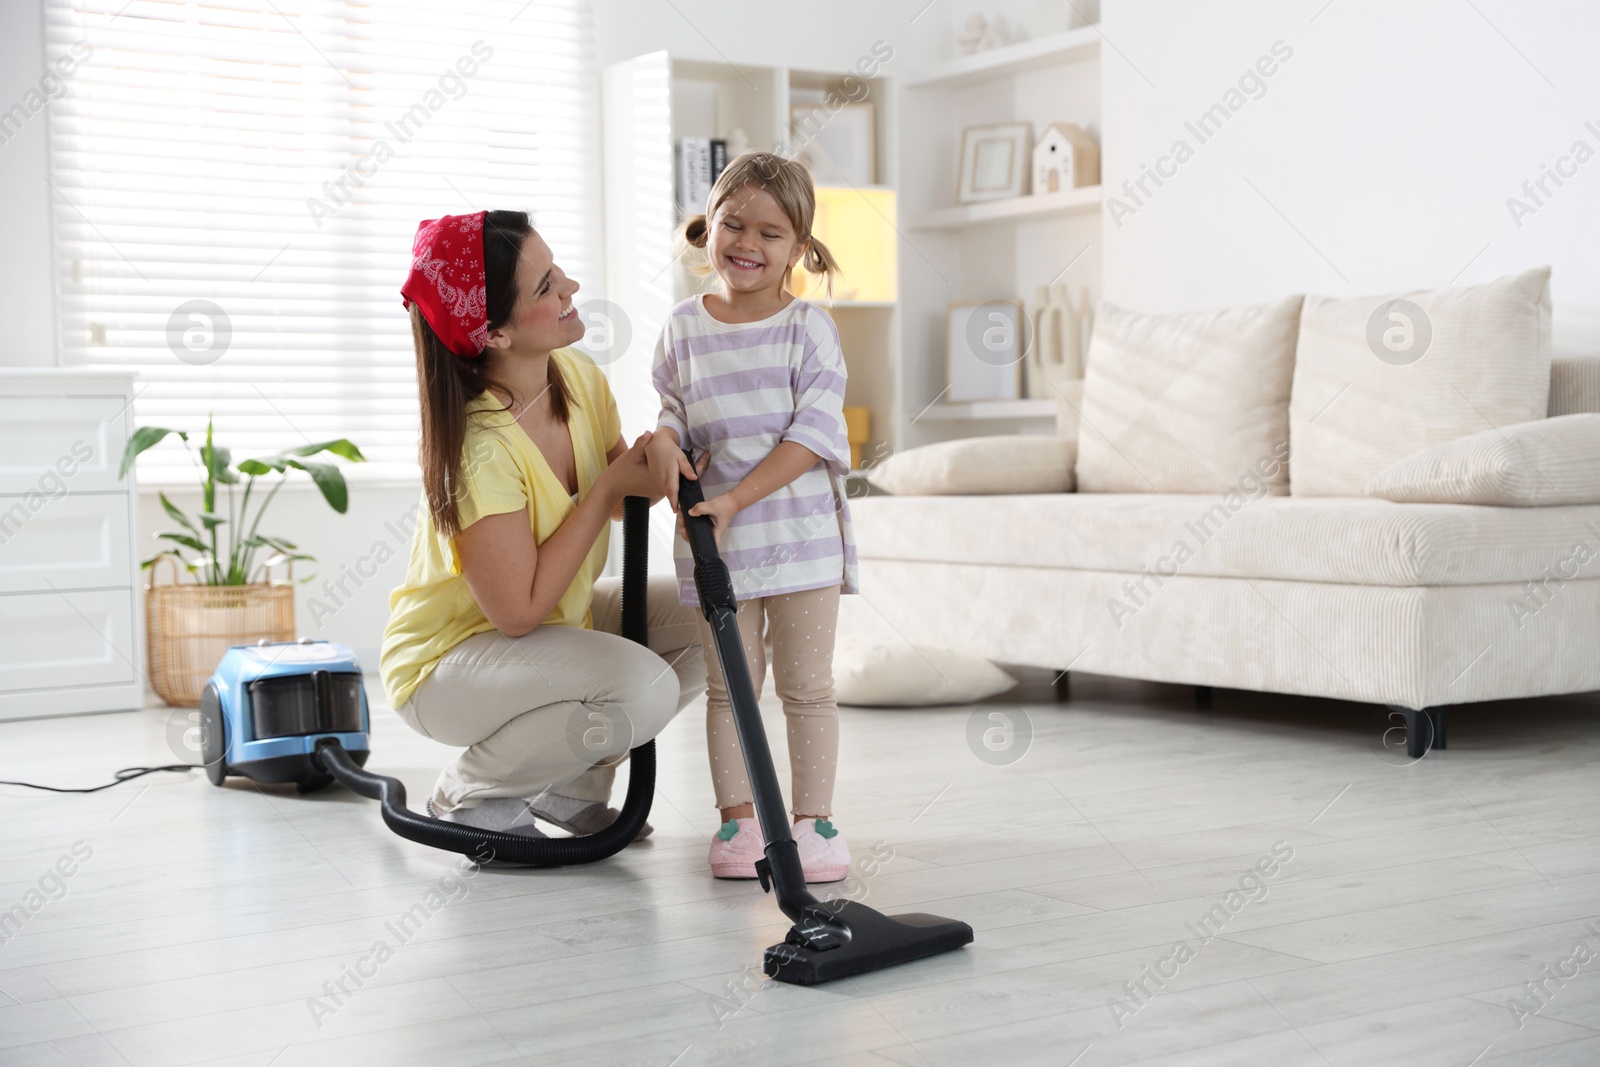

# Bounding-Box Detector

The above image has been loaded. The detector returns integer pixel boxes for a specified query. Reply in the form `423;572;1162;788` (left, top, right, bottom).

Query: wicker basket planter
145;554;295;707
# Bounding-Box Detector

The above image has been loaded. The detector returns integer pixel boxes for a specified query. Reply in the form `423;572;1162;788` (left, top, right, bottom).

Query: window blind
45;0;601;483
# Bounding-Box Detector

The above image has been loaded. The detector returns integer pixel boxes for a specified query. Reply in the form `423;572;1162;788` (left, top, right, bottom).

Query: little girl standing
644;152;858;883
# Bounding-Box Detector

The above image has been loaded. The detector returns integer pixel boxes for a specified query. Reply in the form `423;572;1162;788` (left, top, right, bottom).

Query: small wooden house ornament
1032;123;1100;194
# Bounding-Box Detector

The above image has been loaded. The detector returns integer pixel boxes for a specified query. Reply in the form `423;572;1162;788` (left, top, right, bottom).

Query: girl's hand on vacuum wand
648;435;708;514
677;479;736;548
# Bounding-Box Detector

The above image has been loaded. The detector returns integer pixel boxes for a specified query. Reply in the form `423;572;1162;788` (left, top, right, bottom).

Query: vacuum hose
314;495;657;867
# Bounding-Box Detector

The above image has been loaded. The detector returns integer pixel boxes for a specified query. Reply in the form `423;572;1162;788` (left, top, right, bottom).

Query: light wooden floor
2;672;1597;1067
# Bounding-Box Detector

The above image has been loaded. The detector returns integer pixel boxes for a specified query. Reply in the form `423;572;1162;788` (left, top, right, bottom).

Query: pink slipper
795;818;851;882
708;817;763;878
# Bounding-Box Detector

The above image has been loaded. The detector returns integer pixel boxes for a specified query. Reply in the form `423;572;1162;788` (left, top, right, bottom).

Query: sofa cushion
863;434;1075;495
1288;267;1553;497
850;492;1600;587
1550;355;1600;416
1075;295;1303;494
1367;413;1600;506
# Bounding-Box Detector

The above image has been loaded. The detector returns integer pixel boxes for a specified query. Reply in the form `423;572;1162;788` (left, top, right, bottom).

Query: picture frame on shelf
790;102;875;185
947;300;1025;401
957;122;1031;203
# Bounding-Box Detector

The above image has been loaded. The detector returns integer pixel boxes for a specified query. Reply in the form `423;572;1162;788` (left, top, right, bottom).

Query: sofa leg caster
1389;705;1442;758
1054;671;1070;702
1195;685;1213;709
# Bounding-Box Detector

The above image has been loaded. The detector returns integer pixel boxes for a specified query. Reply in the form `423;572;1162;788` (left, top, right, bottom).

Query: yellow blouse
379;348;622;709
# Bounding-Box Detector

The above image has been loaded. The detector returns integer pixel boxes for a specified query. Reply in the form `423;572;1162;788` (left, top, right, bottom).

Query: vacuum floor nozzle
764;899;974;985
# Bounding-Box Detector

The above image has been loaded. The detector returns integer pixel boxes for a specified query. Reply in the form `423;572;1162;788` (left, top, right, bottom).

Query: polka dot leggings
693;582;840;819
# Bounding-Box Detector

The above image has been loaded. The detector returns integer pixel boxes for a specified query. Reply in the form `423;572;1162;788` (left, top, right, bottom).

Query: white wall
592;0;1061;73
0;0;58;367
1101;0;1600;355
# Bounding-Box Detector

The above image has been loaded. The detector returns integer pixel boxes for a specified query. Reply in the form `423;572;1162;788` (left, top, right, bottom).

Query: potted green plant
119;417;365;706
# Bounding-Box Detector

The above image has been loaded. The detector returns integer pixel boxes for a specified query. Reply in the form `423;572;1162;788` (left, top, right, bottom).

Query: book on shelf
710;138;727;184
675;137;727;217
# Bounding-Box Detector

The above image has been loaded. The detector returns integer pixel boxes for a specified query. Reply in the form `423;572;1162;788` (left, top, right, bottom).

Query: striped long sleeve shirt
652;292;860;606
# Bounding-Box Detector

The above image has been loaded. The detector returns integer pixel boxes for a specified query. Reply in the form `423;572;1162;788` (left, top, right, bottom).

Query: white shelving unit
917;398;1058;422
908;183;1102;230
895;24;1102;445
905;24;1101;90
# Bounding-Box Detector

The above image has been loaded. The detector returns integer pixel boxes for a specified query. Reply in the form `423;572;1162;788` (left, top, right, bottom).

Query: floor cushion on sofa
1289;267;1552;497
849;493;1600;587
834;639;1017;707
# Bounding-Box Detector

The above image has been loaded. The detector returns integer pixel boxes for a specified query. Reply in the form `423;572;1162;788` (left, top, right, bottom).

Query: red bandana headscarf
401;211;489;357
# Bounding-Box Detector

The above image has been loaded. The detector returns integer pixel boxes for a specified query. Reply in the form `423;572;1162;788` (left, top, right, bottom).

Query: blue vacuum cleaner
199;638;372;793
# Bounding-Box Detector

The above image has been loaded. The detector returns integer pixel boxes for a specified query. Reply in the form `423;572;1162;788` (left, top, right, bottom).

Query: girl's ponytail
794;233;842;303
675;212;711;259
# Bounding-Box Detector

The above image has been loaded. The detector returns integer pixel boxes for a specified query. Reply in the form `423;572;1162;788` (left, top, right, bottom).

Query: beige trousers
393;574;706;813
694;583;841;819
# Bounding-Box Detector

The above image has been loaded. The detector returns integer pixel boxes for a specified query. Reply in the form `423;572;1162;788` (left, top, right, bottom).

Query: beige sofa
848;278;1600;758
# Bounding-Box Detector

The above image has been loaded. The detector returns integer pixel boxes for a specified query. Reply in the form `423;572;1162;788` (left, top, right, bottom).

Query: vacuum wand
675;447;974;984
676;454;819;920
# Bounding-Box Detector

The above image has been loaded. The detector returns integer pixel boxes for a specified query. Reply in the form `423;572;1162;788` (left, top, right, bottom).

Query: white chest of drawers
0;369;145;719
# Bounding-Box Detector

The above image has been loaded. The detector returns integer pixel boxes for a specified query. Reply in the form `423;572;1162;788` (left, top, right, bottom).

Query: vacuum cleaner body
201;639;371;791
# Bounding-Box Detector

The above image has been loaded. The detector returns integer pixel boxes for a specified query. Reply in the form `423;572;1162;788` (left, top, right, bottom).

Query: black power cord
0;765;196;793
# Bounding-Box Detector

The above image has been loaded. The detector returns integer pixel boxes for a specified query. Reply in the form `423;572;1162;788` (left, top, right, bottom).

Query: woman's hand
601;431;663;503
648;436;710;514
676;485;738;549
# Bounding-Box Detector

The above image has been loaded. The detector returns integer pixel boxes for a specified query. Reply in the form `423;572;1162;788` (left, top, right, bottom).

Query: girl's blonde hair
674;151;842;302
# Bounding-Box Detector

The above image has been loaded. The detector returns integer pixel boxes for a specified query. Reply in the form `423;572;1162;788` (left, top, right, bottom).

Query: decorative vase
1074;286;1094;375
1028;282;1080;398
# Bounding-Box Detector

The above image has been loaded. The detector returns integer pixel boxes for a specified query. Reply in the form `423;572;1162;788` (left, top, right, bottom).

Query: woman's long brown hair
412;209;577;539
